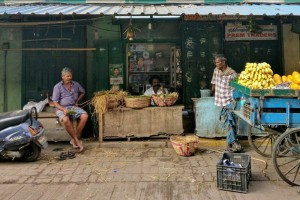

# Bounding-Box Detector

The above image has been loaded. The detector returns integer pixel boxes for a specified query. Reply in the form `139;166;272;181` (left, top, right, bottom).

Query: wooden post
98;112;104;143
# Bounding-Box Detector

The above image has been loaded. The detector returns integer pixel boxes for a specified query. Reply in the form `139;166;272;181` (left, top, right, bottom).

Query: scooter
0;107;48;162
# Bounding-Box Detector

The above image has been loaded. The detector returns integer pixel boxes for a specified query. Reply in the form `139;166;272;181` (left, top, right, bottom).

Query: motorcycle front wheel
20;143;41;162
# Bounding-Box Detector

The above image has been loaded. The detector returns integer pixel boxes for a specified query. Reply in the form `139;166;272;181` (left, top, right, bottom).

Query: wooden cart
231;82;300;186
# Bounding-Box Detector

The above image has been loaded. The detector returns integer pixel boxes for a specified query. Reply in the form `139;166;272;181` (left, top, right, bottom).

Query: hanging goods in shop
123;18;141;41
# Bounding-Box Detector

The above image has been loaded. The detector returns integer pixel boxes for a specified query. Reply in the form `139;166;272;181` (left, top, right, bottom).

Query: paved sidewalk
0;139;299;200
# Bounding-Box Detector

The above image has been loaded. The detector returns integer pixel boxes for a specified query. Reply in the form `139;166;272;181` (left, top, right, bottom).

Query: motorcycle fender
33;135;48;149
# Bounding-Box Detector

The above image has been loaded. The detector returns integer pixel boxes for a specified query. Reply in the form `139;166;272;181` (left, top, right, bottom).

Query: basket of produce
170;135;199;156
124;96;151;109
107;95;121;109
233;62;300;96
91;88;128;113
152;92;179;107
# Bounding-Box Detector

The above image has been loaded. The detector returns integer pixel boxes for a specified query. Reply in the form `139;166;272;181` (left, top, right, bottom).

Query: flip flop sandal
53;147;65;152
68;151;76;159
58;152;68;160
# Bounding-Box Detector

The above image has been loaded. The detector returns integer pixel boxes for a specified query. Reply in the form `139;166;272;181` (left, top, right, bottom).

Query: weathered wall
0;16;121;112
0;27;22;112
283;24;300;75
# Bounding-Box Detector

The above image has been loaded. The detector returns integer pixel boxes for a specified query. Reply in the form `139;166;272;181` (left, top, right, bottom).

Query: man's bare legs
62;116;84;152
69;113;88;151
76;113;88;138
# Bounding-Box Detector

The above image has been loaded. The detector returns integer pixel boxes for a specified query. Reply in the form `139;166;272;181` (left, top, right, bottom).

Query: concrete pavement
0;139;299;200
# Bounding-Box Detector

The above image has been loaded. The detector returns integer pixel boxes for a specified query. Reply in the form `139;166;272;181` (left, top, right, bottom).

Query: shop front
0;2;300;139
181;15;283;137
116;18;182;99
96;13;292;138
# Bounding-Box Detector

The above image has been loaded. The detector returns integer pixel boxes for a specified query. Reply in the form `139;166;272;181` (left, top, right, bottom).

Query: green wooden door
92;41;123;92
93;41;109;92
182;23;222;105
224;40;281;74
224;42;251;73
109;41;124;89
22;25;86;104
250;41;282;74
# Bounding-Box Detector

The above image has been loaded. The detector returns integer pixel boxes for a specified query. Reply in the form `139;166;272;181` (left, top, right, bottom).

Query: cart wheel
248;125;282;157
272;128;300;186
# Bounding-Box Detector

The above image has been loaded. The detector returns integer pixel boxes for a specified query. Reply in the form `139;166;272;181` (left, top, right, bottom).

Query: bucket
200;89;211;97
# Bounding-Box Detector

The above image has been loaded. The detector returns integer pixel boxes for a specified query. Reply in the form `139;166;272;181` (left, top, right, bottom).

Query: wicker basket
124;96;151;109
152;95;178;107
170;135;199;156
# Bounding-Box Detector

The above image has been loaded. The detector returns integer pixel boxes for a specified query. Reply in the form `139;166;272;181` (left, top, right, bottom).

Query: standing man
211;55;242;152
52;67;88;152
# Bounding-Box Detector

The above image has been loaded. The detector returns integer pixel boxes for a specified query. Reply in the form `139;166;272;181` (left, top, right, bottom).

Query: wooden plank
98;112;104;143
231;81;300;97
101;106;184;139
8;48;96;51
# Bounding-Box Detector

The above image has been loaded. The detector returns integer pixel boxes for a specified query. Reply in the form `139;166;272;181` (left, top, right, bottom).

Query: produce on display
238;62;275;89
152;92;179;107
289;71;300;89
272;71;300;89
91;87;128;114
238;62;300;90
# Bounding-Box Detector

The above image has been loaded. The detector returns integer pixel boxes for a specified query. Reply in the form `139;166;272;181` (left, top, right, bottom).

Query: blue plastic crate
217;153;251;193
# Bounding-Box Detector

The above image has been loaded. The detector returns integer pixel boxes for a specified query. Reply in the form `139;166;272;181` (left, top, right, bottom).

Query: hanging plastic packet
223;159;242;181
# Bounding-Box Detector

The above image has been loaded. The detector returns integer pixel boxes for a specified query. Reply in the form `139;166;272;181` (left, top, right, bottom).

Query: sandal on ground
53;147;65;152
225;142;243;153
58;152;68;160
68;151;76;159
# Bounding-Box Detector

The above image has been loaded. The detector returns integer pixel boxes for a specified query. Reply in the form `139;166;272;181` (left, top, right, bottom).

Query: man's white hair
214;54;227;62
61;67;72;77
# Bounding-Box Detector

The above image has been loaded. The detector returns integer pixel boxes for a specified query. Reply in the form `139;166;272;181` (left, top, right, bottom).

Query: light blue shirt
52;81;85;107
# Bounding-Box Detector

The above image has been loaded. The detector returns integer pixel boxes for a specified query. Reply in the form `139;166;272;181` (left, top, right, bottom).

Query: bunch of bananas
238;62;275;89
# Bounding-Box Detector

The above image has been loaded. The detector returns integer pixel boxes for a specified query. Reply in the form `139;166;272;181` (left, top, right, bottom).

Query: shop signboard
109;64;123;87
225;25;277;41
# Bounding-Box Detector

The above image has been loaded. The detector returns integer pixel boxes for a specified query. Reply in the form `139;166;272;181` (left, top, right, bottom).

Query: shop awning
0;4;300;16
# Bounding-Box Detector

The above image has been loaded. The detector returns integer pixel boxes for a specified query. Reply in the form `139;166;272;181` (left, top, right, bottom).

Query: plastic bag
23;98;49;113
